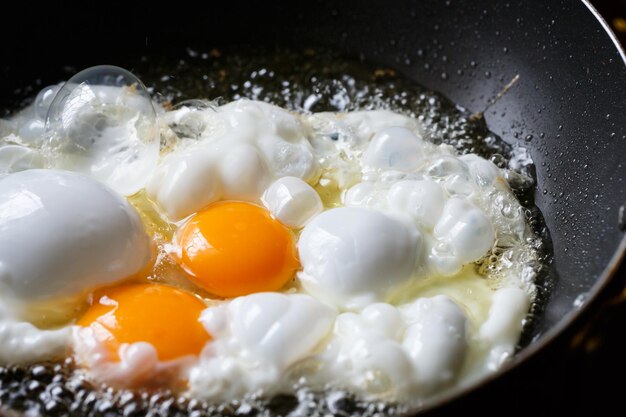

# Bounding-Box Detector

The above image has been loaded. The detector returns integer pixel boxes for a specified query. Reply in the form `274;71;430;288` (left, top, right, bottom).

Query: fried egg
0;68;539;408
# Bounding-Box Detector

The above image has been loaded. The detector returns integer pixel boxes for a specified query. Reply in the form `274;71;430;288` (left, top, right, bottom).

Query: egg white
148;100;320;221
0;84;539;406
0;169;152;364
189;293;336;400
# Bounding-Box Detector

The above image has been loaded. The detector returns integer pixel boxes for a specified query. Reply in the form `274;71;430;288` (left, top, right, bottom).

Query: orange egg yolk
78;283;210;361
176;201;299;298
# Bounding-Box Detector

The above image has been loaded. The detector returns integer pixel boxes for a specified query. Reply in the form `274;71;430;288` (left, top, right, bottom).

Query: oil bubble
168;99;217;140
34;85;62;120
44;65;158;196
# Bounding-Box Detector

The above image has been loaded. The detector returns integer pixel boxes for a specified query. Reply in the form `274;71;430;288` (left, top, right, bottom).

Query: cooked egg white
147;100;320;221
313;296;468;400
0;302;71;364
0;78;539;408
189;293;336;400
0;144;45;176
0;169;152;363
298;206;420;309
0;170;151;306
262;176;323;228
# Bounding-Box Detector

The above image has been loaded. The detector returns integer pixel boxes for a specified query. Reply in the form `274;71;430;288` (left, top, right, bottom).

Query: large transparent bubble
44;65;158;196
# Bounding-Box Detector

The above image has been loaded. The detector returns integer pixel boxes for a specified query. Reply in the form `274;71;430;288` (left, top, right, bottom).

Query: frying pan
1;0;625;415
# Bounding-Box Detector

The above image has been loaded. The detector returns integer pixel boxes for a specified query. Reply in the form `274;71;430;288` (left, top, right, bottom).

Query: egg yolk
176;201;299;298
78;283;210;361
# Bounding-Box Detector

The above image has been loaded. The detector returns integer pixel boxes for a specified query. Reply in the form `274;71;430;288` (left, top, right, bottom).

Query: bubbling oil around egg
0;47;553;417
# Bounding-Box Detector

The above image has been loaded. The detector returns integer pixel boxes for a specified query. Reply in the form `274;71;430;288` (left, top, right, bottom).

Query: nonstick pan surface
1;0;625;415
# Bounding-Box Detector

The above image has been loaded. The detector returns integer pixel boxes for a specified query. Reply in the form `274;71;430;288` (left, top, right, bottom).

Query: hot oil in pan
0;47;553;417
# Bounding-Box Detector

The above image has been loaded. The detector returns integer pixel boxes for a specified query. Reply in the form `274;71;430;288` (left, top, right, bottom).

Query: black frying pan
1;0;625;415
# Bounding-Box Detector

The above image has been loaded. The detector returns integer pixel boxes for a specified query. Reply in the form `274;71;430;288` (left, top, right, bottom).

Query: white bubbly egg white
262;176;323;228
0;169;152;364
145;100;535;402
298;115;532;307
147;100;320;221
0;170;151;302
189;293;336;400
298;206;420;309
0;88;539;406
310;296;468;400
